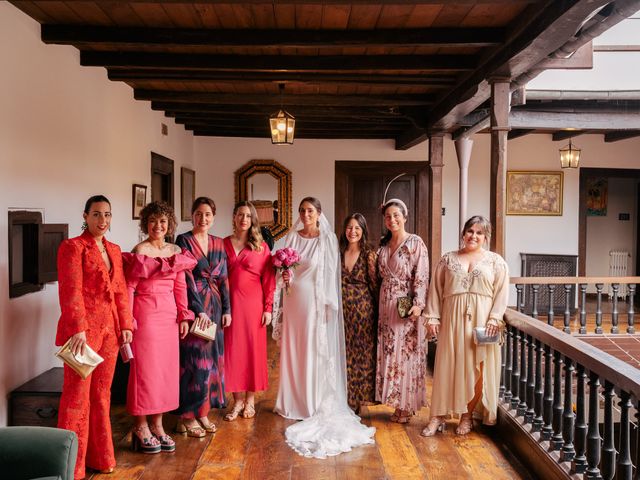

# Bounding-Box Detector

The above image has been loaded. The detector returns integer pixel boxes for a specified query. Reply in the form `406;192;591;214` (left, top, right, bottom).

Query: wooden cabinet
9;368;63;427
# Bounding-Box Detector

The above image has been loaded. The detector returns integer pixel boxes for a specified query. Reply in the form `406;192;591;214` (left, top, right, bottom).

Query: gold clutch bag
397;296;414;319
190;321;217;341
55;338;104;379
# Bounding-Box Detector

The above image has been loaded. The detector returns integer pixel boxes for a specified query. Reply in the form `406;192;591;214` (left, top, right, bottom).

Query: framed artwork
586;177;608;216
181;167;196;221
132;184;147;220
506;171;563;216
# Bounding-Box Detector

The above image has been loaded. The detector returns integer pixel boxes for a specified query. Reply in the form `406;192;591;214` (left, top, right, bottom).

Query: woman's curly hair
139;201;177;236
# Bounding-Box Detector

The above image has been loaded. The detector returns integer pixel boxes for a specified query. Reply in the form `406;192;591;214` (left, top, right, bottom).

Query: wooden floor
90;338;530;480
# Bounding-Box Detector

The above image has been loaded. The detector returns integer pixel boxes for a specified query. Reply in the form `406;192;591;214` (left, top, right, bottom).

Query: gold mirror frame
234;159;292;240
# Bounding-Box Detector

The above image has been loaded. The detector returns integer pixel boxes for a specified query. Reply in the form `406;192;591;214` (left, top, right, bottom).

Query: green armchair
0;426;77;480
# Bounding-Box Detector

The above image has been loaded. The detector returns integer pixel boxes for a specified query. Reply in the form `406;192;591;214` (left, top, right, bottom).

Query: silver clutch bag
472;327;500;345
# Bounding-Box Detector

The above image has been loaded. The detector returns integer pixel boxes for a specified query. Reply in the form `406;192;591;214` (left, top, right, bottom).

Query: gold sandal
175;420;206;438
455;413;473;436
198;417;217;433
242;403;256;419
224;401;245;422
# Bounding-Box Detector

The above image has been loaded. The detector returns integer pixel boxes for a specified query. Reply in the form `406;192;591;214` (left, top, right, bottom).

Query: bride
272;196;376;458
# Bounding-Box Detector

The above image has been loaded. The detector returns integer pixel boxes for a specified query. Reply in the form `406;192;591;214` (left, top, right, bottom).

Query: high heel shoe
224;401;245;422
175;420;206;438
421;416;446;437
455;413;473;436
198;416;217;433
149;427;176;452
242;403;255;419
132;426;161;454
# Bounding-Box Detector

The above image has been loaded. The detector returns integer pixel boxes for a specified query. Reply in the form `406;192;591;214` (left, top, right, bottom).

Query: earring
81;221;88;231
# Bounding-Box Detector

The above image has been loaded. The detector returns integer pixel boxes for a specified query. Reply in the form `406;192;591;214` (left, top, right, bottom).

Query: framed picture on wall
132;184;147;220
586;177;608;216
506;171;563;216
181;167;196;221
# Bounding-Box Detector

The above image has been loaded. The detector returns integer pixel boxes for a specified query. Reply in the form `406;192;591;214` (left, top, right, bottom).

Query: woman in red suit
223;201;275;420
56;195;133;479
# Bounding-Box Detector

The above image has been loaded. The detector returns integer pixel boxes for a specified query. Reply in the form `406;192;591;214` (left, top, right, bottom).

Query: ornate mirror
235;160;292;240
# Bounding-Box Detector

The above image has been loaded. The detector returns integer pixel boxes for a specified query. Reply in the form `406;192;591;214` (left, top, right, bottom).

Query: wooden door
335;161;429;247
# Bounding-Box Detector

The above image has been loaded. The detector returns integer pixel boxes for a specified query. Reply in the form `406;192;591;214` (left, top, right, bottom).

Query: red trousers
57;328;118;480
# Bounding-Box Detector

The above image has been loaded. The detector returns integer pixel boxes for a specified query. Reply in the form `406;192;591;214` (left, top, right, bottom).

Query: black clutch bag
397;296;414;319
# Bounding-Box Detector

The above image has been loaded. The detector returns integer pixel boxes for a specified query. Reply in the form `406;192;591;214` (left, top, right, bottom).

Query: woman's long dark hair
339;213;372;255
84;195;110;214
379;200;407;247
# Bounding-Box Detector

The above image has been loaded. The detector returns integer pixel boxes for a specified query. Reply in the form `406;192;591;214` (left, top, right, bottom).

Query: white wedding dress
272;214;376;458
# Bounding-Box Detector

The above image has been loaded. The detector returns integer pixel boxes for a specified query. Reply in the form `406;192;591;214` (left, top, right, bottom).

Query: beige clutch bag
55;338;104;379
190;321;217;341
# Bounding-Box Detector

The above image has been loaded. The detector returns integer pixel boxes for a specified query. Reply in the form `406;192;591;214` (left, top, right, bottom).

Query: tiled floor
579;335;640;370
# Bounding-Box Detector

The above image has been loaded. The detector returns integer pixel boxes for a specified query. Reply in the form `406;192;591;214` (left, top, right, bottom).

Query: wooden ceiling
10;1;624;148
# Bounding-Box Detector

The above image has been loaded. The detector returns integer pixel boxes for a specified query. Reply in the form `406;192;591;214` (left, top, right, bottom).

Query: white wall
0;3;196;426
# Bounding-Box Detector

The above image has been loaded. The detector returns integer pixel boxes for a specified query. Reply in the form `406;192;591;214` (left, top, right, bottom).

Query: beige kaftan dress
425;250;509;425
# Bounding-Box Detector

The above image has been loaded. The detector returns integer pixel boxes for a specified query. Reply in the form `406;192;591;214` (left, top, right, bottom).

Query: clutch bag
190;321;217;341
397;296;414;319
55;338;104;379
472;327;501;345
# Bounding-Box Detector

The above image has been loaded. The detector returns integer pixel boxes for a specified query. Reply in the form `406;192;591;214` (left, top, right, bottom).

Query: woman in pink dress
123;201;196;453
223;201;275;421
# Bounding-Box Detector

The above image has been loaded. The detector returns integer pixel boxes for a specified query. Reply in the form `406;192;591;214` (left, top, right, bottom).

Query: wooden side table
9;367;63;427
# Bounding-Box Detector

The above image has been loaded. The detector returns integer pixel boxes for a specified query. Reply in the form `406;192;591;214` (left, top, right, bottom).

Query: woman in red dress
56;195;133;479
223;201;276;420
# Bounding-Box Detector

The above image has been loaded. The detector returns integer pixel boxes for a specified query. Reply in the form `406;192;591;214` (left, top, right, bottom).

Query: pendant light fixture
559;139;581;168
269;83;295;145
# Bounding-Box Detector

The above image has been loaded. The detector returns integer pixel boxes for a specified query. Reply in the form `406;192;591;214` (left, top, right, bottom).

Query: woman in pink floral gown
376;199;429;424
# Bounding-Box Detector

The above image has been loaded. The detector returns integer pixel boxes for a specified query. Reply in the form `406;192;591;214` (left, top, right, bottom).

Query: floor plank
89;335;530;480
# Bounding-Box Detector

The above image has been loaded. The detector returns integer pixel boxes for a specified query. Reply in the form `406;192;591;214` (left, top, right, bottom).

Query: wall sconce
559;140;580;168
269;84;295;145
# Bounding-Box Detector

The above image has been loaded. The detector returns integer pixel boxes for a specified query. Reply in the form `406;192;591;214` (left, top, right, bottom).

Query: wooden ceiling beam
81;52;477;72
551;130;585;141
136;90;433;107
174;116;410;127
395;127;428;150
604;130;640;143
108;69;457;88
508;129;535;140
191;130;397;140
510;111;640;130
44;25;504;49
31;0;539;4
392;0;625;150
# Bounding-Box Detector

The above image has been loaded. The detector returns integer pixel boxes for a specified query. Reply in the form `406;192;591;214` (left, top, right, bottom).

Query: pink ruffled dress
122;252;197;416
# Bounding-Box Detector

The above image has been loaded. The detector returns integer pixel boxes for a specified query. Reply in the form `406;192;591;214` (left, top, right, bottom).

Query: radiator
609;250;630;299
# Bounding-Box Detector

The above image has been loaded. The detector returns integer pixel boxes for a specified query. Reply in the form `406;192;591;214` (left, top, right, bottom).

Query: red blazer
55;230;133;346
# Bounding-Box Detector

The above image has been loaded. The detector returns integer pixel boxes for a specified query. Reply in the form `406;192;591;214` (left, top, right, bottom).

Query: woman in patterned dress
173;197;231;436
422;216;509;437
376;199;429;424
339;213;379;412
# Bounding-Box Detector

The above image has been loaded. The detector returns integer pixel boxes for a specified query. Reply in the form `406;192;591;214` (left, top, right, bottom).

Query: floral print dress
376;234;430;414
341;249;379;410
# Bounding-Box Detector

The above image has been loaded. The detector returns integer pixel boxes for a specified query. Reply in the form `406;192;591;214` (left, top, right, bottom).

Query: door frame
578;167;640;275
151;151;175;207
335;160;429;244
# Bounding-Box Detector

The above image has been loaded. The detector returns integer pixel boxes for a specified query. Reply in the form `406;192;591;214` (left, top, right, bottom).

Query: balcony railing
510;277;639;334
500;308;640;479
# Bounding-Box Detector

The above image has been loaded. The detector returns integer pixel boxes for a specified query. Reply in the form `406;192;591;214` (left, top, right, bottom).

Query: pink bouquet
272;247;300;294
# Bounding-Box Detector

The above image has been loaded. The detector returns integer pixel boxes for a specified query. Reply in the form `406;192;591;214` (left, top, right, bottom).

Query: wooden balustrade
510;276;639;334
501;308;640;480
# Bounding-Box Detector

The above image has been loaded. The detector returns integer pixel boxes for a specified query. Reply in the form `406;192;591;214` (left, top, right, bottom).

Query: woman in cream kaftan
423;215;509;437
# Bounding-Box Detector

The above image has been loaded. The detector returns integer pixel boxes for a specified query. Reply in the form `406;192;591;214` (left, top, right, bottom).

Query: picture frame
132;184;147;220
586;177;608;216
181;167;196;221
506;171;563;216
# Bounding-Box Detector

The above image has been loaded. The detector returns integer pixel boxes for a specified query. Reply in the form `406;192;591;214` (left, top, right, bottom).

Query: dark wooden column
428;133;444;271
489;78;510;255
